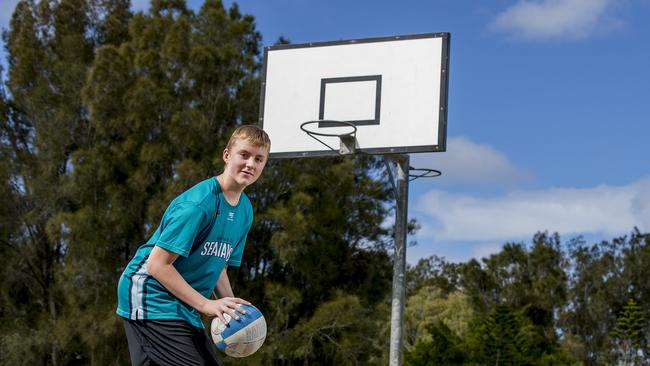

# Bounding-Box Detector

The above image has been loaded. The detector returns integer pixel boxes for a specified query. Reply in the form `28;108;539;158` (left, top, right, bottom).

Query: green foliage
282;293;386;365
405;300;582;365
467;304;539;365
562;230;650;365
405;321;466;365
461;233;568;325
404;286;473;351
608;298;646;365
410;233;597;366
457;232;569;363
1;0;100;363
407;254;461;294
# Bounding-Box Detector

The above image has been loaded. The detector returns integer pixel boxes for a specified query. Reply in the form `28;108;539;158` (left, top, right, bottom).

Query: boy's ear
223;148;230;163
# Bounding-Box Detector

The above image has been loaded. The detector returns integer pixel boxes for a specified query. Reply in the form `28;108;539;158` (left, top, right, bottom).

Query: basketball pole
387;154;409;366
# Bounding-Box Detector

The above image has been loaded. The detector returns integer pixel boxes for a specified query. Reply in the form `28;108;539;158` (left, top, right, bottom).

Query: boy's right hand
201;297;251;325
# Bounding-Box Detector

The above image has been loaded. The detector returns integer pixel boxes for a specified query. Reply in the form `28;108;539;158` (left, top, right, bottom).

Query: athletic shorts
123;318;220;366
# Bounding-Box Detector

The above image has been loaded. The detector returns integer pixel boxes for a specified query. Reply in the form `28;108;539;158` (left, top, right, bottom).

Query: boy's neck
216;174;244;205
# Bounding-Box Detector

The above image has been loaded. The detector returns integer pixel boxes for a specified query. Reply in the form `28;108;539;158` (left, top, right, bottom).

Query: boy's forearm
147;246;248;322
215;268;234;298
149;261;209;313
147;246;208;314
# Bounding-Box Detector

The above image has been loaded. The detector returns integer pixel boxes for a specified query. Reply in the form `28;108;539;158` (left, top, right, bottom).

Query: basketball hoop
408;167;441;181
300;120;358;155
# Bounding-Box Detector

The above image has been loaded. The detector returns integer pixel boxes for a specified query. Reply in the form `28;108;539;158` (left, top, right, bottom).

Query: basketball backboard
259;32;450;158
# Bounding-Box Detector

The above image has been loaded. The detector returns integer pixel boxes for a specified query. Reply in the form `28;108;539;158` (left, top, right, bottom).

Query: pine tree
476;305;530;365
609;298;646;365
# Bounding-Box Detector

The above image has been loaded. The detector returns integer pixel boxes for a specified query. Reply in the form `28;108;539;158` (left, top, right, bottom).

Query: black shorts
123;318;220;366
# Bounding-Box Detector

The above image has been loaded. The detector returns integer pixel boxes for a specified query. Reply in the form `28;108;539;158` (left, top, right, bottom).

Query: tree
562;231;650;365
468;304;531;365
456;234;585;365
405;321;466;365
403;286;473;352
609;298;646;365
278;293;386;366
406;254;461;295
1;0;99;363
460;233;568;352
619;229;650;361
0;65;30;365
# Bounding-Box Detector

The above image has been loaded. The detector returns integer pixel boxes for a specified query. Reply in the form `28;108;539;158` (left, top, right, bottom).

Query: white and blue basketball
210;304;267;358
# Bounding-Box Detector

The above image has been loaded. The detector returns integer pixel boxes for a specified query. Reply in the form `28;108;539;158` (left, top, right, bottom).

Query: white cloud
410;136;531;187
491;0;617;41
414;178;650;242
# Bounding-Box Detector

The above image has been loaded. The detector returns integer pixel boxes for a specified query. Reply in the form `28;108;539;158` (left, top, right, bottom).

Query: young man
116;125;270;366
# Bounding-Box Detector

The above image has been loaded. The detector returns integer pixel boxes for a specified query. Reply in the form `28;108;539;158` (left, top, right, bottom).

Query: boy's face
222;138;269;188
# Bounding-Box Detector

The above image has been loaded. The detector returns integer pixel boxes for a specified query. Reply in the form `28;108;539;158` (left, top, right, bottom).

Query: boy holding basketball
116;125;270;365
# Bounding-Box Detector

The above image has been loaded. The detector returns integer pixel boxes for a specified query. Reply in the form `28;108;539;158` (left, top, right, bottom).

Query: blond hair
226;125;271;151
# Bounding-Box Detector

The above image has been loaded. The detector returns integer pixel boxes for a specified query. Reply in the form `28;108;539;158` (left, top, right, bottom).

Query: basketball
210;304;267;357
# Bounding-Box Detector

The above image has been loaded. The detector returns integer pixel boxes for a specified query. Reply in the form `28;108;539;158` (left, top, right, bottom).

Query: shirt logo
227;211;235;221
200;241;234;260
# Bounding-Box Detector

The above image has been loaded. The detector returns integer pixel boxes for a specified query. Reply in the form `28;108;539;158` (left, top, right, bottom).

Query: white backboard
259;33;450;158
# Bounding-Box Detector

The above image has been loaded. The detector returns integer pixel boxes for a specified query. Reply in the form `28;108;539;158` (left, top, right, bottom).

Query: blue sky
2;0;649;264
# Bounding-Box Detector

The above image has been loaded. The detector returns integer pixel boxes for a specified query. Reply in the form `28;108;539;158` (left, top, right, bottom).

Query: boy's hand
201;297;251;325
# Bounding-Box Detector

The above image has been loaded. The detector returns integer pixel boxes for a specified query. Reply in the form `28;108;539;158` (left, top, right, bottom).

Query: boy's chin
235;176;256;186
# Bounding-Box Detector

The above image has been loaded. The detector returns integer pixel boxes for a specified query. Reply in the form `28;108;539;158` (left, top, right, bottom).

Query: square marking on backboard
319;75;381;127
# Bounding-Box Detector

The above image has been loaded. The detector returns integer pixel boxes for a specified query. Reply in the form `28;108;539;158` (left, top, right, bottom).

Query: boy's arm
215;267;235;298
147;245;249;324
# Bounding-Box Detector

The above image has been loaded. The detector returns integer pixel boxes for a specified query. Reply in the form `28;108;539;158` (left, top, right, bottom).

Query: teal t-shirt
116;177;253;328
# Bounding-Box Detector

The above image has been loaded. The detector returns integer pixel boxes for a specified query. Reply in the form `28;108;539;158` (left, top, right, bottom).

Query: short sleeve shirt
116;177;253;328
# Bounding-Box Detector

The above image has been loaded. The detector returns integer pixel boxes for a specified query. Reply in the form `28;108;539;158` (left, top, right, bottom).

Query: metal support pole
388;154;409;366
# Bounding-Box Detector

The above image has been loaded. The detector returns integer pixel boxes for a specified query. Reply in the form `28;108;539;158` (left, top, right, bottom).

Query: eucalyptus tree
1;0;103;363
